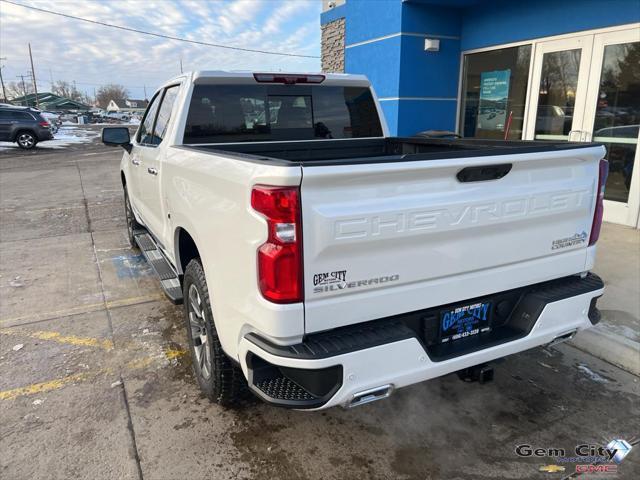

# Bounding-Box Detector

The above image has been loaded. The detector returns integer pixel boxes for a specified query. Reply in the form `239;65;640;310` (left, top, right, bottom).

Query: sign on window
477;69;511;132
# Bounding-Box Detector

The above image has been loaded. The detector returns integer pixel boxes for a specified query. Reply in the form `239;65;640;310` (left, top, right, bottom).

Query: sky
0;0;322;100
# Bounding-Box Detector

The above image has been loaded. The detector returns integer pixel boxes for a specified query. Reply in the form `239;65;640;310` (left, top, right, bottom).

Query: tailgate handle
457;164;512;183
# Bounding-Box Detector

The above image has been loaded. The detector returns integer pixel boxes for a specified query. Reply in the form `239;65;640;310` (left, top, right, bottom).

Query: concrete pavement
1;134;639;479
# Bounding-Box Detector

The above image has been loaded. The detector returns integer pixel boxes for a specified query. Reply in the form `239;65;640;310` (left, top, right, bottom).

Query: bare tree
52;80;83;101
6;80;34;100
51;80;93;105
96;84;129;109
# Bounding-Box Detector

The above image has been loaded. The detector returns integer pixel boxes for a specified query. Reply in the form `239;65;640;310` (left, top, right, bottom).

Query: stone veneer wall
321;18;345;73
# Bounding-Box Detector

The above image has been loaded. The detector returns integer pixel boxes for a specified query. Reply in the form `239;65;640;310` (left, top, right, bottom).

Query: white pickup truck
102;71;607;410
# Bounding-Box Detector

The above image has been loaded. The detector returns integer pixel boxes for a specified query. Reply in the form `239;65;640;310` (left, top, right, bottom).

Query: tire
16;131;37;149
183;259;247;406
123;187;141;248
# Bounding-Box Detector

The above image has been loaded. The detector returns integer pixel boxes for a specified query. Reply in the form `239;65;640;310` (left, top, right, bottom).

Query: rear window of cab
183;85;383;143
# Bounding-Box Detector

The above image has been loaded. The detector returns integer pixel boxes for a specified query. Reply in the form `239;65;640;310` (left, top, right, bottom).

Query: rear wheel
16;131;37;149
183;259;247;406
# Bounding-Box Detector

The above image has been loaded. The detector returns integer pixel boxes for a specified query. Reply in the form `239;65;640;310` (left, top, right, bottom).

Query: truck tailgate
301;145;605;334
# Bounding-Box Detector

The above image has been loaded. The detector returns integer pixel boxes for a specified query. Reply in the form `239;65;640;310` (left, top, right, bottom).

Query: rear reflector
251;185;303;303
253;73;325;85
589;159;609;246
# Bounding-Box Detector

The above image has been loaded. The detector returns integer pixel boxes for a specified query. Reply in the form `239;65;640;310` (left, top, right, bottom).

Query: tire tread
183;259;247;406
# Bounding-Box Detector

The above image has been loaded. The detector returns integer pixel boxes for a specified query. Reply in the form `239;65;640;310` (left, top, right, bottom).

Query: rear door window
151;85;180;145
10;111;35;121
137;92;162;145
184;84;382;143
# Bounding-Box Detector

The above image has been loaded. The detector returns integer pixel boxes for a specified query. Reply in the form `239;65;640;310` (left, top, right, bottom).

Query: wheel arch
13;129;37;143
174;226;200;277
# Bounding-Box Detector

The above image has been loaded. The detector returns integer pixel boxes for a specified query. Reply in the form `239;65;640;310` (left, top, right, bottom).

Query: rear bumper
239;273;604;410
38;130;54;141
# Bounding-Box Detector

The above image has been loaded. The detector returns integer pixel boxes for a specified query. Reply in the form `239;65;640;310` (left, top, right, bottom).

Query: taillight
251;185;303;303
39;121;50;128
253;73;325;84
589;159;609;246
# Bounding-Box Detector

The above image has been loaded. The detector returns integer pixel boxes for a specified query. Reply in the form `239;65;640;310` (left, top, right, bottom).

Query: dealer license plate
439;301;492;344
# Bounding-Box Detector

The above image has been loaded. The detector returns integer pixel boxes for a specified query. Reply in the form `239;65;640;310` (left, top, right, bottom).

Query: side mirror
102;127;132;153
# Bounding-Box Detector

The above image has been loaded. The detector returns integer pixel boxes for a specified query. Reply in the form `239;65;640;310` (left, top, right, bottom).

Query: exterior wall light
424;38;440;52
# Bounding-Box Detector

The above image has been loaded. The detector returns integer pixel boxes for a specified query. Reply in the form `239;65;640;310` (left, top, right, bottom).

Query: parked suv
0;106;54;149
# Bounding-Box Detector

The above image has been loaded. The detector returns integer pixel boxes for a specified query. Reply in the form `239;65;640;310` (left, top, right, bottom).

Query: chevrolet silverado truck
101;71;607;410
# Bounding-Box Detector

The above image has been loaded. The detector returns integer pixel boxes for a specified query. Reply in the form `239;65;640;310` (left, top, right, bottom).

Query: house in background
106;99;149;114
10;92;90;111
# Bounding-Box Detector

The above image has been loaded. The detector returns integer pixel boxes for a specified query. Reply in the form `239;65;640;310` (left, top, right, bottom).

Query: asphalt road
0;132;639;479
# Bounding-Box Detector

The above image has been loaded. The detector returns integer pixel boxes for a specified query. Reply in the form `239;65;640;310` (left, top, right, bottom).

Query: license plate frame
438;301;492;344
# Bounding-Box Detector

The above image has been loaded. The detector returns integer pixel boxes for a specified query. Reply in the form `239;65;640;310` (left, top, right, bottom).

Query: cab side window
137;93;162;145
151;86;180;145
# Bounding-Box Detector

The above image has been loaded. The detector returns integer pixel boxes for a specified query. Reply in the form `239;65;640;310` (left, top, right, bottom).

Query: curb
569;327;640;376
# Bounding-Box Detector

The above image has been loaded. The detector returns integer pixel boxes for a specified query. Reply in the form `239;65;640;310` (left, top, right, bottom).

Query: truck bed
181;137;601;166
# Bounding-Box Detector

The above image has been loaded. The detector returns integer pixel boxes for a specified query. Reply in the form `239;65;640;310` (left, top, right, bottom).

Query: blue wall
322;0;640;136
460;0;640;50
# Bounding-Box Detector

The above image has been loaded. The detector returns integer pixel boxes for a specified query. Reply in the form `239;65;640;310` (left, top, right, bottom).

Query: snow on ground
91;121;140;126
0;126;100;152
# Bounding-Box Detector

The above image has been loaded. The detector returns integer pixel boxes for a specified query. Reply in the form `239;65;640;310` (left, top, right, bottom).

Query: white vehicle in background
106;111;130;122
101;71;607;410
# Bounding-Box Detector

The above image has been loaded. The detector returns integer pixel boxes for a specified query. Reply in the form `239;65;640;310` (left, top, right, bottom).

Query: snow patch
577;364;608;383
0;126;99;151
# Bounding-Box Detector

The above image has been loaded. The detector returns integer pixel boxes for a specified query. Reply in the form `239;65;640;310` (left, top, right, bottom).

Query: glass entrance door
525;36;594;142
583;28;640;227
524;27;640;227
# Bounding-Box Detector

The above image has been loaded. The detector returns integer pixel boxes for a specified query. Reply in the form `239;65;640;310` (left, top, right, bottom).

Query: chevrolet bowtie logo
539;464;566;473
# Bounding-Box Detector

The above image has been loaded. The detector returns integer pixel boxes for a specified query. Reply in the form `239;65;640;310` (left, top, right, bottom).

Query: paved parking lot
1;135;639;479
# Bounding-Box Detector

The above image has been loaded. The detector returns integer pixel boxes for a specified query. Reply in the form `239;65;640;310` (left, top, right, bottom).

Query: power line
22;74;155;90
1;0;320;59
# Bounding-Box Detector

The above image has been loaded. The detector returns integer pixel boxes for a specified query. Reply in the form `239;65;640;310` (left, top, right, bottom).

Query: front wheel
123;187;140;248
183;259;247;406
16;132;37;149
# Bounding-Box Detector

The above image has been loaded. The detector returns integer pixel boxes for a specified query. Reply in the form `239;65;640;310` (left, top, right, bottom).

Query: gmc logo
334;190;591;240
576;465;617;473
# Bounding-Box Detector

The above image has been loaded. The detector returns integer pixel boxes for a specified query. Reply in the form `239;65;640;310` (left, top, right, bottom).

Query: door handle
131;158;141;166
147;167;158;175
568;130;585;142
457;164;512;182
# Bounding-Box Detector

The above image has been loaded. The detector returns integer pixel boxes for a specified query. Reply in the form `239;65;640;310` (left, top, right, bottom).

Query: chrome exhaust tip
346;384;393;408
548;330;577;347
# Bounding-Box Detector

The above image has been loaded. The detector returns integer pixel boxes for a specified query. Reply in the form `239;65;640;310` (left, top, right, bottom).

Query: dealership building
320;0;640;227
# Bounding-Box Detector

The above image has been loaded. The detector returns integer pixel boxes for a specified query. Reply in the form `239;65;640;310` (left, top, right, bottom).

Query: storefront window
592;41;640;204
460;45;531;140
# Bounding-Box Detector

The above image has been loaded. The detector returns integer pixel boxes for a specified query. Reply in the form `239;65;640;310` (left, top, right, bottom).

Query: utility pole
28;43;39;109
0;57;7;103
49;68;54;89
143;84;147;99
180;57;183;74
18;75;28;99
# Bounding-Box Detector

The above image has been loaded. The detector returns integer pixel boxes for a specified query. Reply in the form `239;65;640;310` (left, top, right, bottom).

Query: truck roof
160;71;371;88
